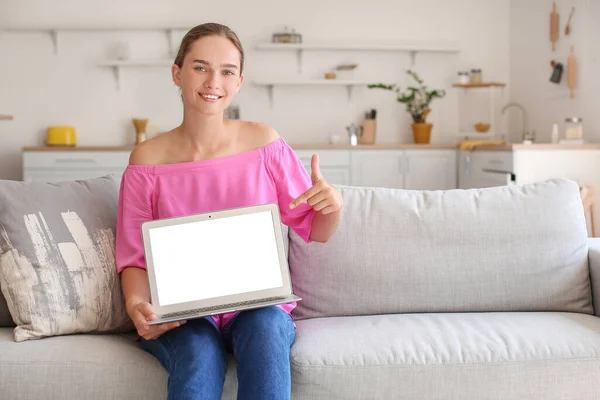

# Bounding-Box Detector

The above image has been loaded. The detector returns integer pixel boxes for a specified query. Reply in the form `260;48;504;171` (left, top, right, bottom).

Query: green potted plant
368;70;445;144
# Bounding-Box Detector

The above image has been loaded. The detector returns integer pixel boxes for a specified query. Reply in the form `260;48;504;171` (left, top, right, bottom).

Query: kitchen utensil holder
132;118;149;145
360;119;376;144
346;124;363;146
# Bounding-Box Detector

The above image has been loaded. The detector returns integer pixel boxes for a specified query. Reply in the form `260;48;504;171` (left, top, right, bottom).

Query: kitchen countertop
290;143;459;150
22;143;600;152
22;146;136;151
22;143;459;152
465;143;600;151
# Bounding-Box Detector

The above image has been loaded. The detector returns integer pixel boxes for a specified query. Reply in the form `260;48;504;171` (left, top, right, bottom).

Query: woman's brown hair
174;23;244;75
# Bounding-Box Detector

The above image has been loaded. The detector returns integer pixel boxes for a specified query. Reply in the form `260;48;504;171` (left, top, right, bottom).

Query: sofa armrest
588;238;600;317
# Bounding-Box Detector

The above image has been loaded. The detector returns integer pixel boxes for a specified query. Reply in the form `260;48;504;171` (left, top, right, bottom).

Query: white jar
329;133;342;144
470;69;482;84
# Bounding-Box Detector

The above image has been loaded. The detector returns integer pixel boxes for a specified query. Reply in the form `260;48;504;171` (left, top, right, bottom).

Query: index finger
311;154;322;180
289;185;320;209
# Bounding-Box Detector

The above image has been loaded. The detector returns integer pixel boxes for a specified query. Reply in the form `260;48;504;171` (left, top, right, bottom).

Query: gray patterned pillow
0;175;133;342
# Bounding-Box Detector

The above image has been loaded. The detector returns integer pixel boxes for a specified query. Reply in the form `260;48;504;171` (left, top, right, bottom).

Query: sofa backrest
289;178;593;320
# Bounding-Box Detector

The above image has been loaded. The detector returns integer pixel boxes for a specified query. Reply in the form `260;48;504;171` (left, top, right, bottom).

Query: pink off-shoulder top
115;137;315;330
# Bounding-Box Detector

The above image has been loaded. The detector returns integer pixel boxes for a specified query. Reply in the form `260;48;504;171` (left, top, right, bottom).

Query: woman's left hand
289;154;343;215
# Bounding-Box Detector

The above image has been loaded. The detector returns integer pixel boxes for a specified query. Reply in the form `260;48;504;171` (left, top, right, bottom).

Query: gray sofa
2;177;600;399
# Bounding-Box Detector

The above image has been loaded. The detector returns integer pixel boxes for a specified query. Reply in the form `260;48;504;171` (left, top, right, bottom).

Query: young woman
115;23;343;400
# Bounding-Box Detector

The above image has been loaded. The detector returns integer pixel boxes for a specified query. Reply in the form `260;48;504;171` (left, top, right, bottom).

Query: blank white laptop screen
147;210;283;306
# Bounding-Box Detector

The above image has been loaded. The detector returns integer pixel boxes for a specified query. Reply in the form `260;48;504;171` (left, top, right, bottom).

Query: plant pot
412;123;433;144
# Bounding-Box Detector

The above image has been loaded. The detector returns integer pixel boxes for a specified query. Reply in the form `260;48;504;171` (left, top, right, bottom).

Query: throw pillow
0;174;133;342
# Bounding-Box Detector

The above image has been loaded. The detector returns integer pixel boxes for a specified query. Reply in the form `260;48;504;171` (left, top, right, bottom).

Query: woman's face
172;35;243;116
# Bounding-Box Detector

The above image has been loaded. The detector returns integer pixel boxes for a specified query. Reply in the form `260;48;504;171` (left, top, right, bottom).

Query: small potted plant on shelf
368;70;445;144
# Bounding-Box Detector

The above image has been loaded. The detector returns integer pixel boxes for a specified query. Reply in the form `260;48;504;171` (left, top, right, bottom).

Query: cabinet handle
55;159;97;164
465;155;471;177
398;157;403;173
405;158;410;174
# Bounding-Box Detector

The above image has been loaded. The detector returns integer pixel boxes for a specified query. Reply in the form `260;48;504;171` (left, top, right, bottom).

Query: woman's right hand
128;301;186;340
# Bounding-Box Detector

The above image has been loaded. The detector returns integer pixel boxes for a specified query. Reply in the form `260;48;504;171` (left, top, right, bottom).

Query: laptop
140;203;301;326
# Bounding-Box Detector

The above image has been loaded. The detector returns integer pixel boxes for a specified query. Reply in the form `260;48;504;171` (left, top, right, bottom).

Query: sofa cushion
290;178;592;319
0;328;239;399
0;175;133;341
291;312;600;399
3;314;599;400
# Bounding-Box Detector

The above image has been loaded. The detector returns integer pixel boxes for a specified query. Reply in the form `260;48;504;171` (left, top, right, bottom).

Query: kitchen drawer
23;151;131;169
294;150;350;167
472;151;514;172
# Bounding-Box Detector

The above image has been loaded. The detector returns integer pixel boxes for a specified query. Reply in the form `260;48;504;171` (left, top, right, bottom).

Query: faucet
501;102;529;142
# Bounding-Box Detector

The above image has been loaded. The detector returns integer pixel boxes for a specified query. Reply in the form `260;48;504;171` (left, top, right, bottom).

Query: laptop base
147;294;301;325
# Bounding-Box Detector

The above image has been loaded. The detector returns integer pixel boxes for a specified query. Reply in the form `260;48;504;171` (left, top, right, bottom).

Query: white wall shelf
255;41;460;72
98;59;173;89
253;41;460;106
452;82;506;89
252;80;383;107
1;25;191;55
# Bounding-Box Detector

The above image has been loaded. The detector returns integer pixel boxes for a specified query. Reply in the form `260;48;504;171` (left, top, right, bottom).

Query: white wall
510;0;599;144
0;0;510;180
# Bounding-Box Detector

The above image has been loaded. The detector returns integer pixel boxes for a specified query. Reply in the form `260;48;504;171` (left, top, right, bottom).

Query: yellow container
46;126;77;146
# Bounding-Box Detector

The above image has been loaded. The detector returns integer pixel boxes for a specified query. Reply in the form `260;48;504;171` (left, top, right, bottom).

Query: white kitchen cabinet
22;149;354;185
22;148;457;191
294;150;351;186
404;150;457;190
350;151;404;188
22;150;131;182
317;168;351;186
350;149;457;190
458;151;515;189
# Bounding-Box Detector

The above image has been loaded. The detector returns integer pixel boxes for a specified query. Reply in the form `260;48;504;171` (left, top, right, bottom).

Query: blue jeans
140;306;296;400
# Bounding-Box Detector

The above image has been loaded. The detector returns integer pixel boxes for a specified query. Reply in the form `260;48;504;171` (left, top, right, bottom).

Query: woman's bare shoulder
128;131;175;165
233;120;280;149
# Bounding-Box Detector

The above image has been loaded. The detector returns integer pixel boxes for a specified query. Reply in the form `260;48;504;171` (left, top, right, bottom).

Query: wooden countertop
22;145;136;151
22;143;459;152
23;143;600;152
290;143;459;150
465;143;600;151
